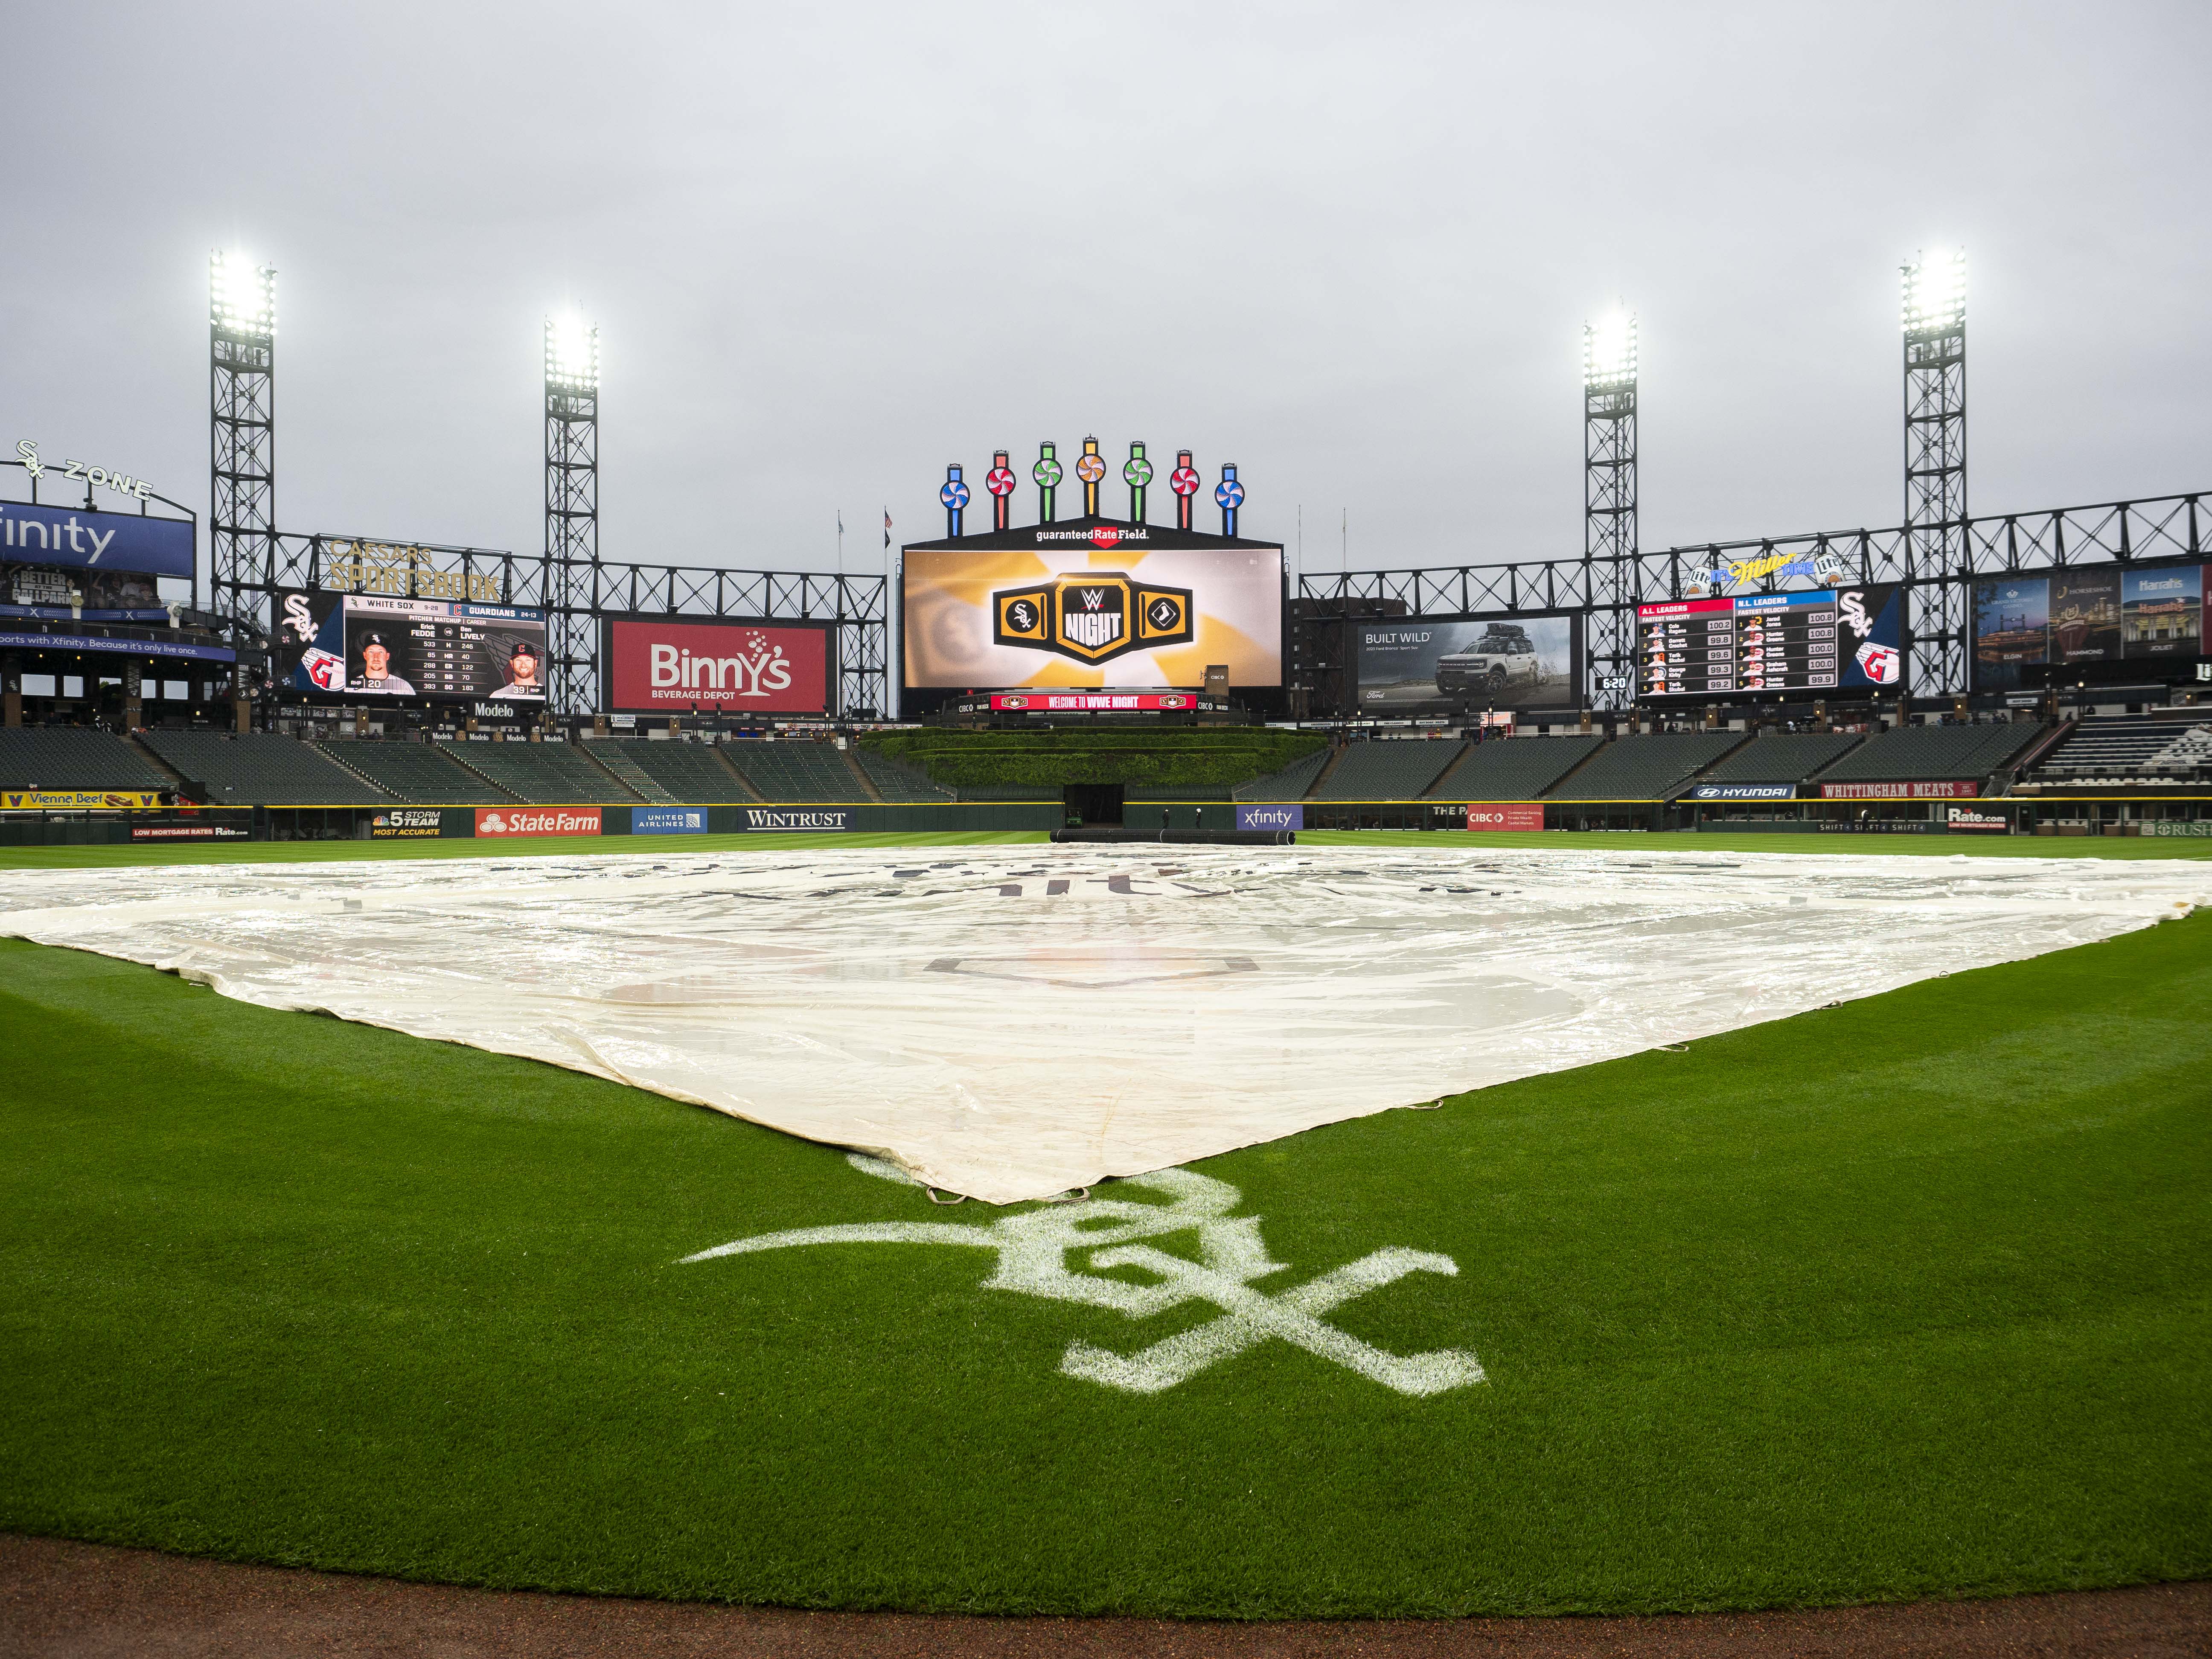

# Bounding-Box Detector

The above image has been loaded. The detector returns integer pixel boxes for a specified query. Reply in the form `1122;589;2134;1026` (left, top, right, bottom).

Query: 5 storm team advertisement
599;615;833;716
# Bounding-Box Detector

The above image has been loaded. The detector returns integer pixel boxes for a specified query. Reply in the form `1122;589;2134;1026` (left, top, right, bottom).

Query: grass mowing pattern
0;897;2207;1615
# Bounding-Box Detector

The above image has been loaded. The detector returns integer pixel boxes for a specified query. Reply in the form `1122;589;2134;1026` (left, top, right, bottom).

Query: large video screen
3;499;195;620
1355;614;1581;713
903;545;1284;688
1974;562;2206;690
601;616;832;715
275;591;548;701
1637;584;1905;699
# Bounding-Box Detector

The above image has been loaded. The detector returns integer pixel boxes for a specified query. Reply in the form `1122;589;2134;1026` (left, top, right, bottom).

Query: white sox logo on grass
992;571;1195;665
684;1160;1484;1397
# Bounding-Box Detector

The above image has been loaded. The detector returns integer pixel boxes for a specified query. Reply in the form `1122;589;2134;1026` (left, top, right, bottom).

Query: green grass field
1;830;2206;1616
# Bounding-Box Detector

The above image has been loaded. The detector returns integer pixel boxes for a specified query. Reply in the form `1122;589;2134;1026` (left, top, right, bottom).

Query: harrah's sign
607;619;828;714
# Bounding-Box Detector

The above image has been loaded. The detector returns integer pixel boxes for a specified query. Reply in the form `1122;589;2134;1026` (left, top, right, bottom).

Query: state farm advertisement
602;617;832;715
474;807;602;837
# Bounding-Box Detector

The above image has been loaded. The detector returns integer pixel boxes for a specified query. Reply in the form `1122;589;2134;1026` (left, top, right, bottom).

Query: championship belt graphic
991;572;1196;664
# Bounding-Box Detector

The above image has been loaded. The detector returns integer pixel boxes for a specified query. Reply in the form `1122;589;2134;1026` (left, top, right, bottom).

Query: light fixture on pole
1902;249;1967;699
209;250;277;704
1583;308;1638;715
544;314;600;716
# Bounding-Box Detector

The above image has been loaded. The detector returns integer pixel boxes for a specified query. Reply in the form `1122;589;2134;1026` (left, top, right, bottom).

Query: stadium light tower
209;251;276;629
544;315;599;716
1902;250;1967;573
1583;309;1638;710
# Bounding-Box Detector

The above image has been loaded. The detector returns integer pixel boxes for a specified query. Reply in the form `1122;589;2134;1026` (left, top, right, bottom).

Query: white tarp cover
0;847;2203;1203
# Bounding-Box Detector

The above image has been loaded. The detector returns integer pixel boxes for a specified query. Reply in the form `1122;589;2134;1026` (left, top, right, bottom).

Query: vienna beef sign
605;619;830;715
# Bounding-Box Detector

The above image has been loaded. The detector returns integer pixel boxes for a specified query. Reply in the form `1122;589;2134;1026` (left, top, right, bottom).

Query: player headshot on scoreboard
351;632;416;695
495;638;546;698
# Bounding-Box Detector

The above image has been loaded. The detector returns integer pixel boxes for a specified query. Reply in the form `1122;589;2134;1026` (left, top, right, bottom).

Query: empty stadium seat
1697;730;1865;783
2029;716;2212;784
313;739;517;804
1309;739;1468;800
854;748;953;802
581;741;677;802
1818;723;2038;783
1426;734;1601;800
435;739;638;804
1233;748;1332;801
1541;732;1745;800
595;739;758;802
140;731;387;805
720;742;865;802
0;727;172;790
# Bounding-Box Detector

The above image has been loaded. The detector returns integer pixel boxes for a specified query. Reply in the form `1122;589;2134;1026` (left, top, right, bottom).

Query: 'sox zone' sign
1466;803;1544;832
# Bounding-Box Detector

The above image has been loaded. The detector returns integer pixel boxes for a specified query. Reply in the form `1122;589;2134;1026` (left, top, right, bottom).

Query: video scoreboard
1638;591;1847;699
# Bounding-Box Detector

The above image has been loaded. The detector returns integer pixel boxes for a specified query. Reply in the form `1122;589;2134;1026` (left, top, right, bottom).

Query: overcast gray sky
5;2;2207;586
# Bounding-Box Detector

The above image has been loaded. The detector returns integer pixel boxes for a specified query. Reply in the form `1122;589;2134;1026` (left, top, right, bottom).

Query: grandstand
2027;716;2212;786
593;739;760;803
579;741;676;803
1694;730;1865;786
854;748;953;802
1233;748;1332;801
436;738;637;804
1541;731;1744;800
0;727;173;791
313;739;517;804
140;731;387;805
1309;739;1467;800
1426;734;1602;800
1816;722;2039;784
722;741;864;802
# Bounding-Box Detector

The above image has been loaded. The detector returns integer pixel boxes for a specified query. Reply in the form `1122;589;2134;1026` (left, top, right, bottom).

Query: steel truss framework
1295;490;2208;711
209;277;276;633
544;323;600;714
209;536;888;718
1584;333;1638;703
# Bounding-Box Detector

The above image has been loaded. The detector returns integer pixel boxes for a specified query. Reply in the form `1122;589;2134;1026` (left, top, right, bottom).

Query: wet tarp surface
1;846;2203;1202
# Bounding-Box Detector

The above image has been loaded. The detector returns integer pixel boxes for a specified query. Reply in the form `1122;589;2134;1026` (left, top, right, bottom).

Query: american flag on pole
883;508;892;549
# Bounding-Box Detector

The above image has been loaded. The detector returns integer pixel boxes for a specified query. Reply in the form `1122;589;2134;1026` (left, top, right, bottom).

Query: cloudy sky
5;2;2206;587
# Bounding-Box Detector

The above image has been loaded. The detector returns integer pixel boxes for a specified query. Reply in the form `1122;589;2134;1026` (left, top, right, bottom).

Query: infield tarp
0;847;2204;1203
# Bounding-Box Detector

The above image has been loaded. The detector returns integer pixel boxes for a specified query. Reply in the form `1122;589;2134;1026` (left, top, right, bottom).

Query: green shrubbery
863;728;1327;789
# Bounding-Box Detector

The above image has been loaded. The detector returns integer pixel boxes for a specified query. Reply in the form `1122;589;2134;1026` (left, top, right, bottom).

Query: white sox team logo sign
684;1158;1486;1397
992;571;1195;664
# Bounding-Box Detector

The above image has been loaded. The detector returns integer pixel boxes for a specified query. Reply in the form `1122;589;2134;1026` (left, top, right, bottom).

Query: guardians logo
992;572;1195;665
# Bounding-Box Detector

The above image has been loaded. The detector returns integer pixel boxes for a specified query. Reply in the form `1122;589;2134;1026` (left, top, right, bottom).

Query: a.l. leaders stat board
1637;585;1907;699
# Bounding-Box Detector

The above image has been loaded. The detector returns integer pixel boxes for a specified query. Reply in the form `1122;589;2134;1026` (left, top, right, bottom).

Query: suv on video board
1435;625;1545;697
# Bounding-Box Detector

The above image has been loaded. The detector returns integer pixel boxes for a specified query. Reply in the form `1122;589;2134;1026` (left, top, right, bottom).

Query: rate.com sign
602;617;832;715
475;807;602;837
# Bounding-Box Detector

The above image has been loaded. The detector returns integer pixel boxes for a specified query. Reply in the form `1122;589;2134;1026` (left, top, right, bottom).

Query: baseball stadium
5;234;2212;1656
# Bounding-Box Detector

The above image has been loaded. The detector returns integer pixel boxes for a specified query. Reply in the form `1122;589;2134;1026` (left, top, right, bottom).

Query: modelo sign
605;618;830;714
474;807;602;837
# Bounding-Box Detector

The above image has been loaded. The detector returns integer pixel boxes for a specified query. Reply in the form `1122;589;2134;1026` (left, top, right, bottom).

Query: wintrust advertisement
474;807;602;837
602;617;832;715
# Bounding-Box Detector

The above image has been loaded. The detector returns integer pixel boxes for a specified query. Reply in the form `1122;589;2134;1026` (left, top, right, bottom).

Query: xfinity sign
1236;804;1304;832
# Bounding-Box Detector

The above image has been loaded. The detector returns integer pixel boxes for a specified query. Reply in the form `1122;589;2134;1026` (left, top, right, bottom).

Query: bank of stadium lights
545;314;598;390
1584;310;1636;388
209;250;275;338
1902;248;1966;335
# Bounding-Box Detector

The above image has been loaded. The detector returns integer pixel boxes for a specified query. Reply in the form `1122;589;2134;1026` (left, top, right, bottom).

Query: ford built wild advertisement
903;543;1284;688
1356;615;1581;713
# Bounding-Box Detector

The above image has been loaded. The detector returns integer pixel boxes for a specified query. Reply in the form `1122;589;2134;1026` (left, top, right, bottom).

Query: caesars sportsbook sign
903;538;1284;689
601;617;832;715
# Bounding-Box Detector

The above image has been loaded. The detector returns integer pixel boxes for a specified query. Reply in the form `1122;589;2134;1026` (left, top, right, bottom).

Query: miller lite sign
991;571;1194;666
